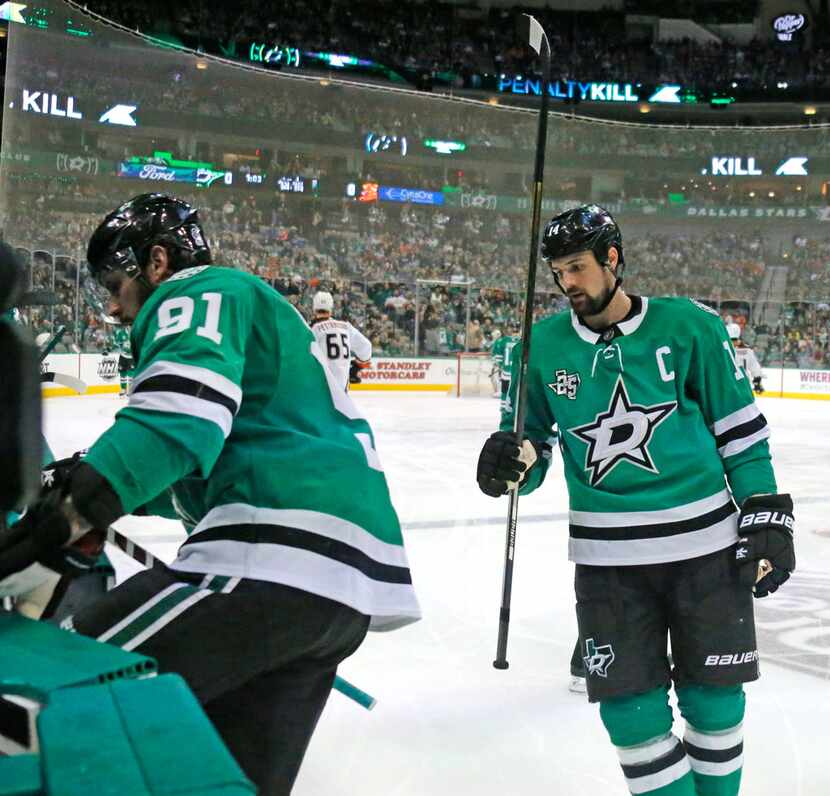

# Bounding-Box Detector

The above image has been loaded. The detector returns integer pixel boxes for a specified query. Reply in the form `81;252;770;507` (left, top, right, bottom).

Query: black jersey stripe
132;375;239;415
569;500;736;541
621;739;686;780
683;741;743;764
715;414;768;450
181;524;413;585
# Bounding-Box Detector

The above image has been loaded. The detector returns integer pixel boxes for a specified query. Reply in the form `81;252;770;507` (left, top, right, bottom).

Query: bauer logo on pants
583;638;615;677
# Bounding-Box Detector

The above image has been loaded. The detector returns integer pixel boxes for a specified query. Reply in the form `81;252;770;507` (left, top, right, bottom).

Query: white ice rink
43;392;830;796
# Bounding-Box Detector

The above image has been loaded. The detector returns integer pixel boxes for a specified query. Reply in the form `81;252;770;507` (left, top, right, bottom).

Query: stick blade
517;13;545;55
41;372;87;394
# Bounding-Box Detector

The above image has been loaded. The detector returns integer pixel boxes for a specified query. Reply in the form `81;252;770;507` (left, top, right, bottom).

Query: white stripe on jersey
311;318;372;392
712;405;761;437
171;539;420;631
188;504;409;568
570;488;731;529
568;510;738;566
129;391;234;437
130;359;242;407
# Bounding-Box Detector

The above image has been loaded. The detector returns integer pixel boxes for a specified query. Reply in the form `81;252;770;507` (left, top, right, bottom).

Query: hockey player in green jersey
490;321;521;411
477;205;794;796
106;324;134;396
0;194;420;795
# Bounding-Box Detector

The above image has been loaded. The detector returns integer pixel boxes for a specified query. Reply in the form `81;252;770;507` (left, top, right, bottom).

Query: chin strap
593;269;623;314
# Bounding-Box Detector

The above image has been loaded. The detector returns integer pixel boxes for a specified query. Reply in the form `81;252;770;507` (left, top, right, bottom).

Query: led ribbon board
119;151;229;187
701;156;809;176
424;139;466;155
249;43;301;67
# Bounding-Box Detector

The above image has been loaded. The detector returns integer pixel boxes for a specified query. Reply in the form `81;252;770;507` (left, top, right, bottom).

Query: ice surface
43;392;830;795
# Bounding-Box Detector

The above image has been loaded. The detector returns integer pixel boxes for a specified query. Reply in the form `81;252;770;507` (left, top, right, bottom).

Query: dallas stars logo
583;638;615;678
569;376;676;487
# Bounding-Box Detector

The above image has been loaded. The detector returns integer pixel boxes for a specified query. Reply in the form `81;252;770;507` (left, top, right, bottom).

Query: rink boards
40;352;830;400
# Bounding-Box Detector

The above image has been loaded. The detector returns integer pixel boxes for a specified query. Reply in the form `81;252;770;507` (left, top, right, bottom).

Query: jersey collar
570;295;648;344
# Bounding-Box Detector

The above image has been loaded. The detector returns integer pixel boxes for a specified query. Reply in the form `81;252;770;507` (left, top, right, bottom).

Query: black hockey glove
477;431;540;497
349;361;362;384
752;376;763;394
735;493;795;598
0;453;118;586
0;486;103;617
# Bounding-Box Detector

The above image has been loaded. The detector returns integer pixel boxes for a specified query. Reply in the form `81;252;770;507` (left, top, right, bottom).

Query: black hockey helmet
86;193;211;286
540;204;624;269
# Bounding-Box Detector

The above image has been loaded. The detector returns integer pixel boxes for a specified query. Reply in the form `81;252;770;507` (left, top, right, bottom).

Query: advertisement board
41;355;830;400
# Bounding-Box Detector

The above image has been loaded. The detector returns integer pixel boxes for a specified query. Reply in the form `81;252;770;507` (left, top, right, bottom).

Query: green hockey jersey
491;334;520;375
107;326;132;358
85;266;420;630
500;296;776;566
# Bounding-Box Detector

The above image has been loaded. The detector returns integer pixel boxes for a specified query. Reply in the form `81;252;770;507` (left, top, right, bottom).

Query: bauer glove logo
739;511;794;531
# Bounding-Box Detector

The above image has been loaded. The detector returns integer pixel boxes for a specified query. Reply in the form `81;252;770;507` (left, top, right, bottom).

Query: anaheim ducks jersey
500;296;777;567
85;266;419;630
734;345;762;380
310;317;372;392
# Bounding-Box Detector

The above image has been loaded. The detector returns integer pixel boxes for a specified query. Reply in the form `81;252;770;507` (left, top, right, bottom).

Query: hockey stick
39;326;87;393
38;325;66;362
104;526;377;709
41;372;87;394
493;14;551;671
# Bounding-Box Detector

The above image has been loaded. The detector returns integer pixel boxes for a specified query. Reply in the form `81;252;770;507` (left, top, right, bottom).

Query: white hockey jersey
311;317;372;391
734;345;762;380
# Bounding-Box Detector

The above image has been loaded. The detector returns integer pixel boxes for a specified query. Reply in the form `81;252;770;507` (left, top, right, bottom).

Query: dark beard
570;285;612;318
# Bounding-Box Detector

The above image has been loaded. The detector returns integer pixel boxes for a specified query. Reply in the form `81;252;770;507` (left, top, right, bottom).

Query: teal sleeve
137;488;181;520
84;275;253;514
85;414;222;515
724;457;777;508
498;338;557;496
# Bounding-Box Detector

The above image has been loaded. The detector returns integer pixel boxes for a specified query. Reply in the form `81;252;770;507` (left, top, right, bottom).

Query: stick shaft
494;18;551;670
38;325;66;362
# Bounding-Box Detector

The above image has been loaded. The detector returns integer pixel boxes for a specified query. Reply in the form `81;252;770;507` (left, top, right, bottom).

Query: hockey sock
600;686;695;795
676;684;744;796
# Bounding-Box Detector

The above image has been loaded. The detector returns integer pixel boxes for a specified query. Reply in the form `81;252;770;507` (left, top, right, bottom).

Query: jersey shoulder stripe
132;360;242;405
128;360;242;438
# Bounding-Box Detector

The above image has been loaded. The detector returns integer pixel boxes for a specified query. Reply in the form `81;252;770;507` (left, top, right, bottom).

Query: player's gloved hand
752;376;763;394
0;489;73;587
0;452;115;601
735;493;795;598
477;431;539;497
